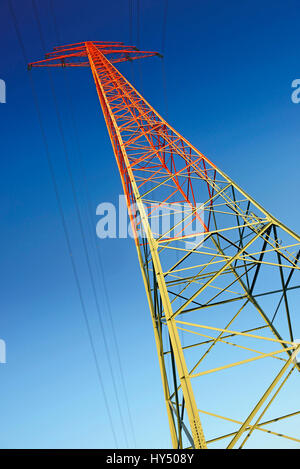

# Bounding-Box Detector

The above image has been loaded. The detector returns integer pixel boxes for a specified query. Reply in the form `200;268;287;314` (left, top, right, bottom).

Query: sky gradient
0;0;300;448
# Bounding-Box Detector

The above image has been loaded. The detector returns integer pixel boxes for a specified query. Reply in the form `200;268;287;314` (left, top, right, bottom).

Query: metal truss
29;41;300;449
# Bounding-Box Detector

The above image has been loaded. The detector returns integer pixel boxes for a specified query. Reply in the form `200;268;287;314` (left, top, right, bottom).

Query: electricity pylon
29;41;300;449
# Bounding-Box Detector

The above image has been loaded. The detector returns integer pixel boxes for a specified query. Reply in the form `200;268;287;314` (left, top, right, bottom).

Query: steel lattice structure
29;41;300;449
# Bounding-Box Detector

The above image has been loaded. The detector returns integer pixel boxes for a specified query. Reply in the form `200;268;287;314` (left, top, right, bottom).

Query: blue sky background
0;0;299;449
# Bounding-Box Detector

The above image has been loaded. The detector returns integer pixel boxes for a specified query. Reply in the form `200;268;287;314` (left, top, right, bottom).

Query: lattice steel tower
29;41;300;449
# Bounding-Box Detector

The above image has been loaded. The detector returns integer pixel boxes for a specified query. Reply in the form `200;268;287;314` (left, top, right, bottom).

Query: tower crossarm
28;41;160;69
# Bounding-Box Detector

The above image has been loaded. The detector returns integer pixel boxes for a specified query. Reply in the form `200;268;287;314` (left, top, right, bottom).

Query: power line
136;0;140;49
31;0;130;447
49;0;137;447
161;0;169;118
128;0;136;86
129;0;133;44
8;0;119;448
136;0;143;92
161;0;168;54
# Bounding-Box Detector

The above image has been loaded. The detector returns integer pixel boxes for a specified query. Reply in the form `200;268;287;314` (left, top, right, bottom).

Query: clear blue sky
0;0;299;449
